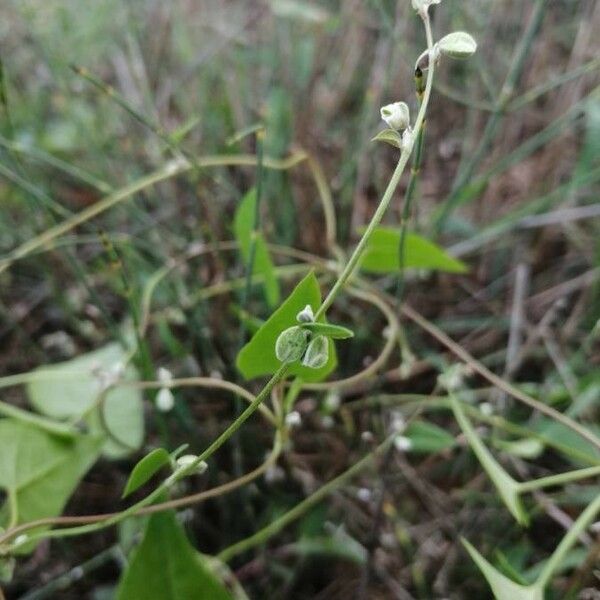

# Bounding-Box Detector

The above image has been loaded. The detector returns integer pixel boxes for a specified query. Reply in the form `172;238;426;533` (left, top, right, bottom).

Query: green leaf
451;396;528;526
359;227;468;274
300;322;354;339
463;539;543;600
371;128;402;148
26;343;144;458
116;509;234;600
234;187;281;308
0;419;102;552
405;420;456;453
531;418;600;467
236;272;336;382
122;448;171;498
302;335;329;369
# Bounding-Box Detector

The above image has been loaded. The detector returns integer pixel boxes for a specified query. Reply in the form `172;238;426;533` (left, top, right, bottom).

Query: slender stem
396;66;427;302
315;13;436;320
518;465;600;493
217;434;395;562
536;492;600;589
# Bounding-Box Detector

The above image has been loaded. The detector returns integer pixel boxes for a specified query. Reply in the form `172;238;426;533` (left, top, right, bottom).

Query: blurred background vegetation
0;0;599;598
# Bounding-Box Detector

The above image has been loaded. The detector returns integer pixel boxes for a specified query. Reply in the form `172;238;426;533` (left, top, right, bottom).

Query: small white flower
380;101;410;131
438;364;466;392
361;431;374;443
390;411;406;433
412;0;441;16
285;411;302;428
157;367;173;384
324;391;341;412
296;304;315;323
479;402;494;417
156;387;175;412
394;435;413;452
176;454;208;474
13;534;29;548
357;487;372;502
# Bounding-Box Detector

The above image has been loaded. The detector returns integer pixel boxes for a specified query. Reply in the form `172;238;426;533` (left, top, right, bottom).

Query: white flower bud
401;127;414;153
380;102;410;131
296;304;315;323
411;0;441;16
357;488;372;502
394;435;413;452
176;454;208;474
155;387;175;412
157;367;173;384
285;411;302;428
438;31;477;59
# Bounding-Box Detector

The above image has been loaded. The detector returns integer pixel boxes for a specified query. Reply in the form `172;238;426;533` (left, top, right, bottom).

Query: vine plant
0;1;599;598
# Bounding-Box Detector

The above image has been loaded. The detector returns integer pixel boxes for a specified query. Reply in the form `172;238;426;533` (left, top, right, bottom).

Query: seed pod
302;335;329;369
275;326;310;364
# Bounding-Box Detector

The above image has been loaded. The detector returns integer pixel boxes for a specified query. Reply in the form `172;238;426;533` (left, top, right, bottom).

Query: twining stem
315;13;435;319
1;366;289;550
536;491;600;589
396;66;427;302
217;434;396;562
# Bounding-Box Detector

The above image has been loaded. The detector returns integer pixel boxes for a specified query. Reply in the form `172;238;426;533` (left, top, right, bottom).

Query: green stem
5;365;289;550
217;434;395;562
518;465;600;493
315;13;436;319
536;491;600;589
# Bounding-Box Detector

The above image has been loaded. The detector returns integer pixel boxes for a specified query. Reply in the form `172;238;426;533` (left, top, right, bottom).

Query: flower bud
380;102;410;131
176;454;208;475
285;411;302;428
438;31;477;59
411;0;441;16
155;387;175;412
296;304;315;323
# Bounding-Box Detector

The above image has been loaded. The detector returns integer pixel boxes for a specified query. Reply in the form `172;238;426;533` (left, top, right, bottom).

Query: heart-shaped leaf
0;419;102;552
236;271;336;382
116;509;234;600
26;343;144;458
